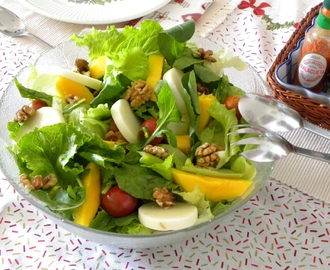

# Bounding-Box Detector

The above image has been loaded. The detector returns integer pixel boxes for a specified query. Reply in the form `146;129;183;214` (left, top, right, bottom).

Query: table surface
1;0;330;269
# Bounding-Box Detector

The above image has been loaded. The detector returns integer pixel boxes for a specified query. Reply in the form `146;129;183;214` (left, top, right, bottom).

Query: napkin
271;128;330;204
196;0;242;37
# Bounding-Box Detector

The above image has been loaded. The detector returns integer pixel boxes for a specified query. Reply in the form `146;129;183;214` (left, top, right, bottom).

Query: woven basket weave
266;3;330;130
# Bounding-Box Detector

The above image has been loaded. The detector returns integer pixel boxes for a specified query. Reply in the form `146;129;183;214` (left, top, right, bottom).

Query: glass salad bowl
0;34;274;249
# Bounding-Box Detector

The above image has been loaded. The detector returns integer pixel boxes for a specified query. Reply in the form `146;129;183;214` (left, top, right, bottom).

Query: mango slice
172;168;253;202
55;75;94;104
89;55;107;79
146;54;164;102
73;162;101;227
175;135;191;153
198;94;218;134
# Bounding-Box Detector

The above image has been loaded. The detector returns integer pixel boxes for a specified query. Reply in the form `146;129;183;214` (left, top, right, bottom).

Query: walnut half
123;80;152;108
74;58;90;75
20;173;57;190
153;187;175;209
143;145;169;160
14;105;36;122
195;142;223;167
197;48;217;63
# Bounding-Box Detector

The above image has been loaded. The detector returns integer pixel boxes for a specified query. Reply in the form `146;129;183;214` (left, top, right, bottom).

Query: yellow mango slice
73;162;101;227
55;76;94;104
198;94;218;134
146;54;164;102
89;55;107;79
175;135;191;153
172;168;253;202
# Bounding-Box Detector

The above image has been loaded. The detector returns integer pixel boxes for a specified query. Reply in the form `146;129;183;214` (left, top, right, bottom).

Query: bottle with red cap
293;0;330;93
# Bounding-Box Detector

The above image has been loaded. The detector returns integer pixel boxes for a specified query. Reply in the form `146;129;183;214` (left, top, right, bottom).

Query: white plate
18;0;171;25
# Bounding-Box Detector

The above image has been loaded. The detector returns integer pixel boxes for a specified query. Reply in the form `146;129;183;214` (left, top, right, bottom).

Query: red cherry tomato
101;186;138;218
29;100;48;110
223;95;242;120
141;118;164;145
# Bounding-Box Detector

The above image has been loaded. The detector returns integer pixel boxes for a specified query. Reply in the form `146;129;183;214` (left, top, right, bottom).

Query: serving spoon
0;6;53;48
238;93;330;139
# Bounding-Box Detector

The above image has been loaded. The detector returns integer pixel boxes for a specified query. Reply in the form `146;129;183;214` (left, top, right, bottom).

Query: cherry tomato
29;100;48;110
101;186;138;218
141;118;164;145
223;95;242;120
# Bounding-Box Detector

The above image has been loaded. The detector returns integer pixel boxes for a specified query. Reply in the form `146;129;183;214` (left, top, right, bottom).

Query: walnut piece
104;130;127;143
14;105;36;122
65;94;83;104
143;145;169;160
74;58;90;75
20;173;57;190
197;83;210;95
153;187;175;209
20;174;35;190
104;119;127;142
195;142;223;167
123;80;152;108
197;48;217;63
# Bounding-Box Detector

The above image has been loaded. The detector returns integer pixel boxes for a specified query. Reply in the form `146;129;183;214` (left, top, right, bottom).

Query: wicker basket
266;3;330;130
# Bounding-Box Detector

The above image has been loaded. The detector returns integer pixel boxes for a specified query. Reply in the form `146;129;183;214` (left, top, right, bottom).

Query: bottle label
297;53;327;88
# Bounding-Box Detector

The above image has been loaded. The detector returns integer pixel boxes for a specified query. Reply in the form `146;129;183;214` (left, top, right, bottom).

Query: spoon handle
303;120;330;140
294;145;330;163
25;32;53;49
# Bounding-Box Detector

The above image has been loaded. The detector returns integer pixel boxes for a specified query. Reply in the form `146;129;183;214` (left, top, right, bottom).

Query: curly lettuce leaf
64;103;111;138
9;123;125;211
71;20;163;61
174;185;214;224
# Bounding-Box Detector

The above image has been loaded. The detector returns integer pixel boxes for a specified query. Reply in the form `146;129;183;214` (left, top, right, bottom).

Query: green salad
7;20;256;234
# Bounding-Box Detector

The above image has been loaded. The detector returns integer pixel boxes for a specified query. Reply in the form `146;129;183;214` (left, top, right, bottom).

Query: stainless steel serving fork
228;125;330;163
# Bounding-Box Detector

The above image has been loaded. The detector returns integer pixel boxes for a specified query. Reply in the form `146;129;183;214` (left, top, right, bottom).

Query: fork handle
294;145;330;163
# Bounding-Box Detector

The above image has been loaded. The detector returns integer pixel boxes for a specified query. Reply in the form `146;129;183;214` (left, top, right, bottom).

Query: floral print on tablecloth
132;0;213;29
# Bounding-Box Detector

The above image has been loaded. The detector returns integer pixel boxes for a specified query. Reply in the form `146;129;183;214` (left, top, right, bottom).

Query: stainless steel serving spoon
0;6;53;48
238;93;330;139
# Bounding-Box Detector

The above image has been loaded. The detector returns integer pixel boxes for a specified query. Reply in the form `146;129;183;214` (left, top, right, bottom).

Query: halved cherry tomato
141;118;164;145
29;100;48;110
223;95;242;120
101;186;138;218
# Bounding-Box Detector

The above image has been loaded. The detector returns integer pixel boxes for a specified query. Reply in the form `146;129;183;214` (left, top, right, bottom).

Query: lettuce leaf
174;185;214;224
64;103;111;138
90;211;153;234
71;20;163;61
105;46;149;82
213;75;246;103
204;101;240;168
9;123;126;211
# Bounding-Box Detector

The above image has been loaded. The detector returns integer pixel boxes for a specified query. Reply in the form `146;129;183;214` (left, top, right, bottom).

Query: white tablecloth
1;0;330;269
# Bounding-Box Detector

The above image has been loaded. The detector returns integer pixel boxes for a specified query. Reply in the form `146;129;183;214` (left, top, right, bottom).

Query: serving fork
229;125;330;163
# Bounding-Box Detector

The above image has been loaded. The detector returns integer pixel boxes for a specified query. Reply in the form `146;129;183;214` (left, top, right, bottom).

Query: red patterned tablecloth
1;1;330;269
